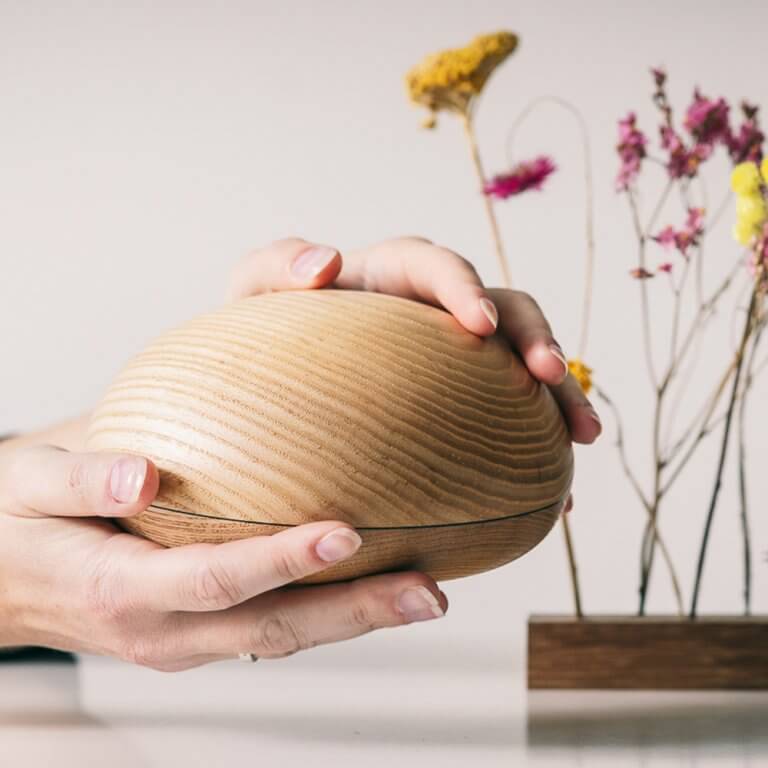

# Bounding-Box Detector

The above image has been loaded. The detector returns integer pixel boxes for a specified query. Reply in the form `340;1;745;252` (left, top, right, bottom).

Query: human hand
231;236;602;445
0;443;446;670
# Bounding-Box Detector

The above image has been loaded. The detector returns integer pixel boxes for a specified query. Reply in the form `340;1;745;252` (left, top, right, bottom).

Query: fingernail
397;586;445;623
587;406;602;429
109;457;147;504
315;528;362;563
479;298;498;329
291;245;338;281
549;343;569;376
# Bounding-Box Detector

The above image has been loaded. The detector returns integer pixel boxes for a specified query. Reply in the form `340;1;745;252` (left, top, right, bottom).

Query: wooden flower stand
527;615;768;689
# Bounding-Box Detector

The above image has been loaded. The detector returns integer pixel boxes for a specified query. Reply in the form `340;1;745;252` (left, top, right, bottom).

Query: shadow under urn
87;290;573;583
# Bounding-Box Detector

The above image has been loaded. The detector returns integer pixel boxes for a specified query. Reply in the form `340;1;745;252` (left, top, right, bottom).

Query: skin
0;237;599;671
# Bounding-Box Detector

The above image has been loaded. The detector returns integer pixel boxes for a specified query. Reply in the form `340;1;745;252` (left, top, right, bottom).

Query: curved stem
461;114;511;288
504;96;595;357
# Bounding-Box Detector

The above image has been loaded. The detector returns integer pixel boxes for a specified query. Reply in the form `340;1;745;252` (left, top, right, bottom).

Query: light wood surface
88;290;573;582
528;615;768;690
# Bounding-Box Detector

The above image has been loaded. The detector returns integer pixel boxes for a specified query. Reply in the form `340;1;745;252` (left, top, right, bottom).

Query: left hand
230;236;601;445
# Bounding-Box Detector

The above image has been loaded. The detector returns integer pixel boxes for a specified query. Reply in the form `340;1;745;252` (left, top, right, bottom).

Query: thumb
230;238;342;300
4;445;159;519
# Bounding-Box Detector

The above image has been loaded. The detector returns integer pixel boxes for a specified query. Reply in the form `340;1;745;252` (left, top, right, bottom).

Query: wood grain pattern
88;290;573;582
528;615;768;690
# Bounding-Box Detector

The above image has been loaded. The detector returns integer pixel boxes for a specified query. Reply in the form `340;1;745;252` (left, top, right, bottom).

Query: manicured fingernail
397;586;444;623
315;528;362;563
479;298;498;329
291;245;338;281
549;343;569;376
587;406;602;428
109;457;147;504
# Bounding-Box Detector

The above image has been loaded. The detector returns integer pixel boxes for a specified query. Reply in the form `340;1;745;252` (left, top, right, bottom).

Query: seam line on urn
143;500;564;530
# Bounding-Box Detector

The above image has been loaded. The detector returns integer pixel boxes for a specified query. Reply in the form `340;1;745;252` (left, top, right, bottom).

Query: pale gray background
2;0;766;672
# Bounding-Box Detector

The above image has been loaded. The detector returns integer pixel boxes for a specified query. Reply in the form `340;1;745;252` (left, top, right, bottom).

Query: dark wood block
528;615;768;690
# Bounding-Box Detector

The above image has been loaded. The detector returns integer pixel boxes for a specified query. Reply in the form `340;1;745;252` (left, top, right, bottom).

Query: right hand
0;441;446;671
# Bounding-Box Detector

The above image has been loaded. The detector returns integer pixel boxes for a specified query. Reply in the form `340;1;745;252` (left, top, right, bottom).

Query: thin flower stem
627;189;659;389
595;386;684;614
737;323;763;616
461;114;512;288
690;275;764;618
709;190;733;231
661;357;737;496
561;513;583;618
504;96;596;358
663;261;742;401
644;180;674;236
594;386;651;509
668;253;693;365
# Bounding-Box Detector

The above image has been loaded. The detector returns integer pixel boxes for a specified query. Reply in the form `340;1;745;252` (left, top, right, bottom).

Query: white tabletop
1;643;766;768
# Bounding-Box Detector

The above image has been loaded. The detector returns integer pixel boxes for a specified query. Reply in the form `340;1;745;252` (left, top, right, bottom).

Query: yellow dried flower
568;358;593;395
731;162;761;195
762;157;768;184
730;162;767;246
736;193;766;229
733;216;756;246
405;31;519;125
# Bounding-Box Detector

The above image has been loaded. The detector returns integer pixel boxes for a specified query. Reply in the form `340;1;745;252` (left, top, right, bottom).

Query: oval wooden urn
87;290;573;583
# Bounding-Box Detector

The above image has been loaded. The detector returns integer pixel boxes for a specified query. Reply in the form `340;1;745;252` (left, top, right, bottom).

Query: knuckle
120;636;164;670
401;571;439;594
512;289;542;312
347;599;376;631
252;612;311;657
398;235;433;246
191;557;244;610
270;236;308;253
269;547;307;584
66;458;92;506
82;553;132;623
119;618;181;670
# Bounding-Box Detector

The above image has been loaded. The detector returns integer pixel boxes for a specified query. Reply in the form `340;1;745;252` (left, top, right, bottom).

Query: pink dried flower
654;225;676;249
483;156;556;199
651;67;667;88
684;90;730;147
653;207;705;257
629;267;655;280
686;207;705;232
728;102;764;163
657;262;674;274
660;126;709;179
616;112;647;190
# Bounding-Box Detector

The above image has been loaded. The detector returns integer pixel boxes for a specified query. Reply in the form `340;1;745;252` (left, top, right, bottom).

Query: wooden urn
87;290;573;583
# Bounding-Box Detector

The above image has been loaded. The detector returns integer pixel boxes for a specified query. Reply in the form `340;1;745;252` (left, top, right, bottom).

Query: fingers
175;571;447;661
3;445;159;518
230;238;342;300
487;289;601;444
127;521;363;612
549;374;603;444
488;288;570;386
338;238;498;336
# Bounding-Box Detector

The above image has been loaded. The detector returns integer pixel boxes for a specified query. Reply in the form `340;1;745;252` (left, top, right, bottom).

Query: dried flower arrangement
404;32;768;638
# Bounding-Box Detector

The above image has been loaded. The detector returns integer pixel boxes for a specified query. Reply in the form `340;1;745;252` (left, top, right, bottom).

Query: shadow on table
527;690;768;750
